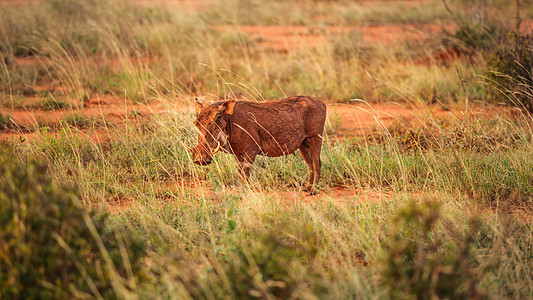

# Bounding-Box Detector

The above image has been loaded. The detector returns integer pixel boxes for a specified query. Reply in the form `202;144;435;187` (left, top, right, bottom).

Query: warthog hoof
303;185;317;196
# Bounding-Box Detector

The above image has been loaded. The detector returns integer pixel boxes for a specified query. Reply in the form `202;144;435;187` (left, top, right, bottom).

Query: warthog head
186;99;236;165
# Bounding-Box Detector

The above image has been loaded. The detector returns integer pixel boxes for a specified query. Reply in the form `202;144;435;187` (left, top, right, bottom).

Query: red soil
1;96;166;125
14;56;40;66
0;96;179;144
1;97;507;144
264;186;389;210
325;101;507;140
104;182;391;215
216;23;452;52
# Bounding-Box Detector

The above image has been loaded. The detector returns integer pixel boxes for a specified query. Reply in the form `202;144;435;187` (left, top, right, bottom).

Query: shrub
486;29;533;111
223;224;320;299
0;153;147;299
382;199;482;299
164;218;324;299
452;2;533;111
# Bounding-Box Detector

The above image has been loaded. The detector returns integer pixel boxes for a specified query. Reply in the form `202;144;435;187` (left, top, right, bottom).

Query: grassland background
1;0;533;299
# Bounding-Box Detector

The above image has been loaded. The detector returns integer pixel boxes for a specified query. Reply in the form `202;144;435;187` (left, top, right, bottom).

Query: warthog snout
186;142;220;166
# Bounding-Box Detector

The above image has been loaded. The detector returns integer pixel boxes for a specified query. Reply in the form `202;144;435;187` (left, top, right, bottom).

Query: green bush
223;224;320;299
486;30;533;111
382;199;482;299
0;153;147;299
164;217;324;299
453;3;533;111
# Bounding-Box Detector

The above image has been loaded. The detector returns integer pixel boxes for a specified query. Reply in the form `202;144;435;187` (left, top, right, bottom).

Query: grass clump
62;113;102;128
486;30;533;111
382;196;533;299
383;199;482;299
0;153;147;299
221;221;321;299
38;94;67;111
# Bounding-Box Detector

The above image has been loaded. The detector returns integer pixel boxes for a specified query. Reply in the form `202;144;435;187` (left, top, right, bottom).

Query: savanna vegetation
1;0;532;299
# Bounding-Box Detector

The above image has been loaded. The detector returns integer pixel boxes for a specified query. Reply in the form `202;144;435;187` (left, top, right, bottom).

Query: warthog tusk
212;142;221;154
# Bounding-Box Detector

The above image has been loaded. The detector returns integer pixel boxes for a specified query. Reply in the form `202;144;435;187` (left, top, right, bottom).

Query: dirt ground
216;24;452;51
0;96;504;142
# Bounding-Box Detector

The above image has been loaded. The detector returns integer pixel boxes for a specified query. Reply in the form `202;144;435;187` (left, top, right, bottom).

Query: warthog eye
216;114;222;122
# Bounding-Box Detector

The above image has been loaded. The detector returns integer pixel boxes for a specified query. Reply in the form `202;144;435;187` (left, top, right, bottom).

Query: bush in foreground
383;199;482;299
0;153;147;299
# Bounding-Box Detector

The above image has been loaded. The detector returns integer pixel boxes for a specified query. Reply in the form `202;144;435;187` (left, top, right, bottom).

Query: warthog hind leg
309;135;322;195
300;135;322;195
300;139;314;192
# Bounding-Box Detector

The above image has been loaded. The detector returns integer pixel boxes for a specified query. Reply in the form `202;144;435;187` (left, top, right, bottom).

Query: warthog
186;96;326;195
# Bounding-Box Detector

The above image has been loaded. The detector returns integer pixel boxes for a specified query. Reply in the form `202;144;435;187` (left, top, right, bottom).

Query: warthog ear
195;98;204;113
218;100;236;115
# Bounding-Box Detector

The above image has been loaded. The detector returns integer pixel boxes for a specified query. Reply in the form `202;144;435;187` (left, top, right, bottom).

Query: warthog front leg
236;153;256;181
300;135;322;195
